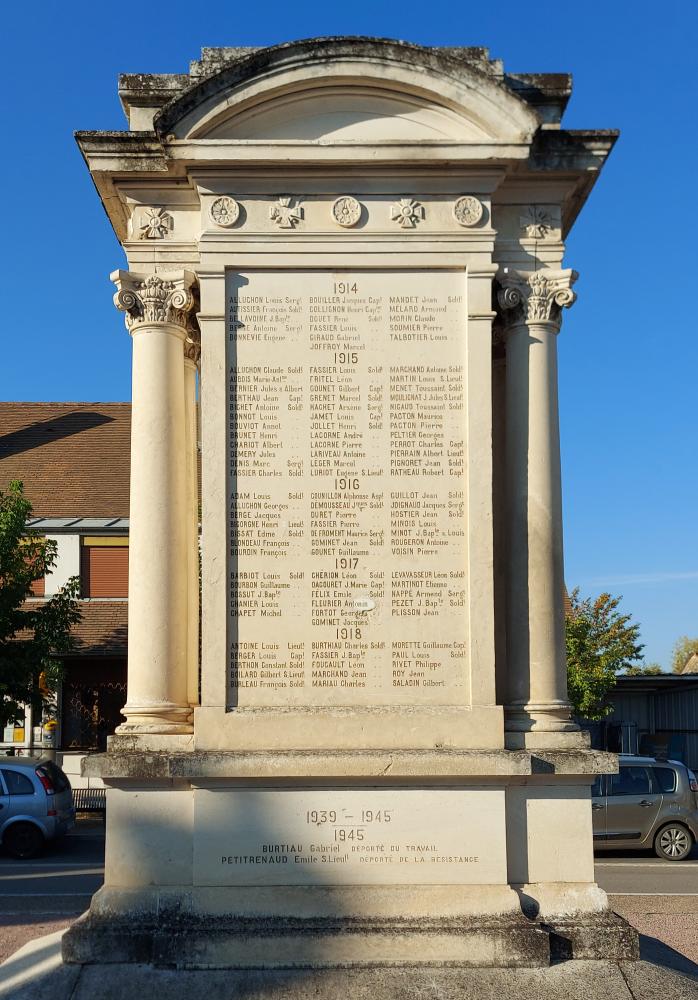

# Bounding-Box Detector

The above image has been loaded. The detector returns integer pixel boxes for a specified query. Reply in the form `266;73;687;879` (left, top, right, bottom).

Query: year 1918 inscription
226;269;469;708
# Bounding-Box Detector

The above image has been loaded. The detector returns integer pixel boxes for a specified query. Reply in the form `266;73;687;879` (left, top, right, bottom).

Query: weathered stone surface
84;748;619;780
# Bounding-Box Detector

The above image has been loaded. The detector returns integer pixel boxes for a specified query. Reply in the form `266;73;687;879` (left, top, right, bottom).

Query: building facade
0;402;130;753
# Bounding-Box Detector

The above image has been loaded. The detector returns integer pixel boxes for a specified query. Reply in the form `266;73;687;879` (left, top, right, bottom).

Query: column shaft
112;270;198;735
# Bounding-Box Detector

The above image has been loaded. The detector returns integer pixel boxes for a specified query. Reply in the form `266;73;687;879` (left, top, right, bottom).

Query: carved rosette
497;269;578;331
111;270;199;339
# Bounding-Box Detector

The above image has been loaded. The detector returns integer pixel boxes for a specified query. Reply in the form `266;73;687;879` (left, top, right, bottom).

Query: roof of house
0;403;130;518
70;601;128;656
21;600;128;657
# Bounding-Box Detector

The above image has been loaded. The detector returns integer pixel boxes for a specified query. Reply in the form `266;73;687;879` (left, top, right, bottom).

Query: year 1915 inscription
226;269;469;708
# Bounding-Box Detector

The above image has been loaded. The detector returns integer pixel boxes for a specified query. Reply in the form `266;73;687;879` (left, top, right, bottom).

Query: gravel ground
609;894;698;977
0;915;79;965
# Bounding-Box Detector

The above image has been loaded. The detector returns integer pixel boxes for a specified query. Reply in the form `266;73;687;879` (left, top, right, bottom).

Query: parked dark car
592;754;698;861
0;757;75;858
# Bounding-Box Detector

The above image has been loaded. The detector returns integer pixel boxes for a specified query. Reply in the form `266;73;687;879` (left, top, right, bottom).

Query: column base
504;702;585;749
115;702;193;736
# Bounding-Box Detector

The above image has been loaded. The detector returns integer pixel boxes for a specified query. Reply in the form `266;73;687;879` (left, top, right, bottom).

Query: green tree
0;481;80;730
622;662;664;676
565;588;644;720
671;636;698;674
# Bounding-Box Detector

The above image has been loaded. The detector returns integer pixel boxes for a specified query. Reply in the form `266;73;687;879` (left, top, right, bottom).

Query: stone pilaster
496;268;583;748
112;270;198;735
184;331;201;708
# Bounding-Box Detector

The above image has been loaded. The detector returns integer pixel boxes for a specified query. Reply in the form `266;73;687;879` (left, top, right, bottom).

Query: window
609;766;653;797
80;536;128;598
1;769;35;795
591;776;604;798
652;767;677;794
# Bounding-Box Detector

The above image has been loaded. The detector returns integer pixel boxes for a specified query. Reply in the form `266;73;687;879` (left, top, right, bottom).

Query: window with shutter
80;537;129;597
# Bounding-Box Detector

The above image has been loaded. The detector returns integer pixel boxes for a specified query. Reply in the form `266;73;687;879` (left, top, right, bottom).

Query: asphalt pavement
595;845;698;894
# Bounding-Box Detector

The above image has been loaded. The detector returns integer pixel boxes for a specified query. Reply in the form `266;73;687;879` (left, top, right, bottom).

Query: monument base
62;748;637;970
9;935;693;1000
63;902;637;969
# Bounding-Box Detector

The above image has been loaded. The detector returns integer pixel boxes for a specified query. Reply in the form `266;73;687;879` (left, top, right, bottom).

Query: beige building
62;38;639;975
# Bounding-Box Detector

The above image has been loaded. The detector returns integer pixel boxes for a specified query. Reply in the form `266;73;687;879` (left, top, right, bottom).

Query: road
1;825;698;908
0;824;104;918
595;845;698;894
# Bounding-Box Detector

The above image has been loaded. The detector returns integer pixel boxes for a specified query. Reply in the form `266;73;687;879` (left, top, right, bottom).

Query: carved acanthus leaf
497;269;578;330
111;271;199;335
184;330;201;364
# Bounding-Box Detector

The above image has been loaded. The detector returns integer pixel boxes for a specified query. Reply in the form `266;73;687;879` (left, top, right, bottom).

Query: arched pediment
155;38;540;145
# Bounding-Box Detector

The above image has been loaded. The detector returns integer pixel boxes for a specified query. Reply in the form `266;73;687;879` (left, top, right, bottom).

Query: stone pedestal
62;749;636;969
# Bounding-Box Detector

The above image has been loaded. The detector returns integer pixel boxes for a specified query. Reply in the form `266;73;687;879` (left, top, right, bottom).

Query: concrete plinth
5;936;695;1000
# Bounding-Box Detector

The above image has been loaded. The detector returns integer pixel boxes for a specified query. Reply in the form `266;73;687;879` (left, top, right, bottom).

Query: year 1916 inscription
226;269;469;708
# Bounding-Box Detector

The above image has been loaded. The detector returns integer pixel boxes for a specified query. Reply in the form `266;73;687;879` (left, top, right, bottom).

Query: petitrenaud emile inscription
194;790;504;887
226;270;469;708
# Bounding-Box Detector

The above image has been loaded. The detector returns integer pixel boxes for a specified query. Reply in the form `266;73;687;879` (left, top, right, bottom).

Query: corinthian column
112;270;198;735
497;268;582;748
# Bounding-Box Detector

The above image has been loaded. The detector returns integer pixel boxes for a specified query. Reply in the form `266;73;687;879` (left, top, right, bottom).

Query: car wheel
654;823;693;861
2;822;45;860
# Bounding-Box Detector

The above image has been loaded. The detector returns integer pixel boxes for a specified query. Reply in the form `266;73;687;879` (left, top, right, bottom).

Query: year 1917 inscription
226;269;468;708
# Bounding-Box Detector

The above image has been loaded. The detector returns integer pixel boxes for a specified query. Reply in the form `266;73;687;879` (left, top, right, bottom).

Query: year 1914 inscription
226;269;468;707
193;789;506;886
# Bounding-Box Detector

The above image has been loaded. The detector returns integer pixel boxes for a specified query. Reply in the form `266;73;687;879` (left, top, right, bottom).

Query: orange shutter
81;546;129;597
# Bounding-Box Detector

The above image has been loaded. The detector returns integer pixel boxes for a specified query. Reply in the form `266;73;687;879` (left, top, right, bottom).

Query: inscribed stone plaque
194;788;506;885
227;269;468;707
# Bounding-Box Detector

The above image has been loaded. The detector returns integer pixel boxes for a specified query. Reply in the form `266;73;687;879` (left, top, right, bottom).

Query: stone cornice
496;268;577;331
111;270;200;337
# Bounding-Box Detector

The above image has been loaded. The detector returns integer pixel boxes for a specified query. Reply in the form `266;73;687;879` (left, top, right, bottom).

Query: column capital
496;268;578;332
184;330;201;366
111;269;199;337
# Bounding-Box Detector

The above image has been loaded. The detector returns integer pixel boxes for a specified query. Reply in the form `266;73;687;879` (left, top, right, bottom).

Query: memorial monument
64;37;637;973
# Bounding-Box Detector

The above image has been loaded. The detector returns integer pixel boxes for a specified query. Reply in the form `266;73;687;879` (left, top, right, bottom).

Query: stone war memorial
59;35;656;994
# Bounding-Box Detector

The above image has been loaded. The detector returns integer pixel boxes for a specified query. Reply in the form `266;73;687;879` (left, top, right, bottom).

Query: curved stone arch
155;37;540;144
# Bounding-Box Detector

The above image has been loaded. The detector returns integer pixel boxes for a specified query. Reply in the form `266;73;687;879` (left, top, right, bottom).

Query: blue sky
3;0;697;667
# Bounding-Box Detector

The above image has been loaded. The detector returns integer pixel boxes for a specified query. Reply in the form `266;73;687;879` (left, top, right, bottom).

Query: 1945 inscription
226;270;469;707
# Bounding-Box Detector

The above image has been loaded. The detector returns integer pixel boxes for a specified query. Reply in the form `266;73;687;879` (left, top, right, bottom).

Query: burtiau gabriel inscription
65;39;641;978
227;270;468;709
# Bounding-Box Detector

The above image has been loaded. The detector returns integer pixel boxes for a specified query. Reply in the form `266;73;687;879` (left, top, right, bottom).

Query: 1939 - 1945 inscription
226;269;469;708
